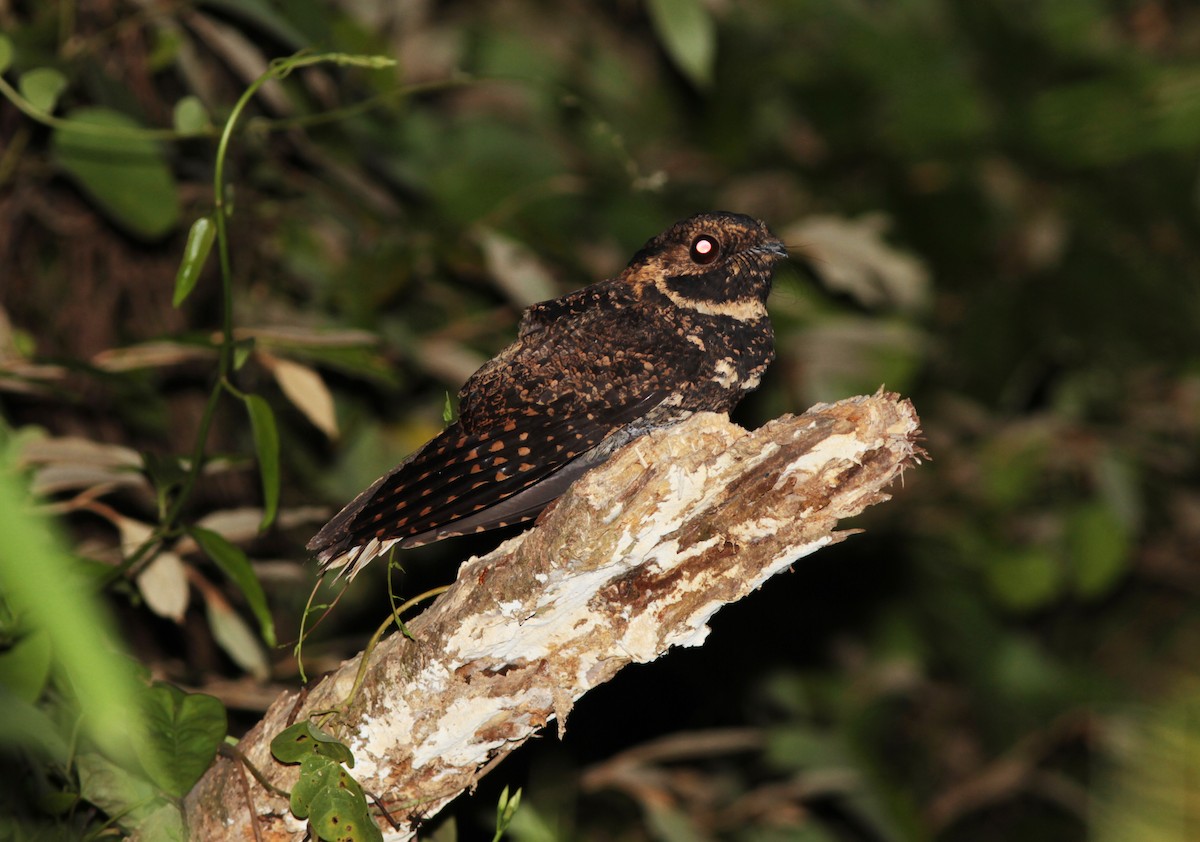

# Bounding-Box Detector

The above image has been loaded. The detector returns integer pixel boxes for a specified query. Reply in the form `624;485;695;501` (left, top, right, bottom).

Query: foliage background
2;0;1199;840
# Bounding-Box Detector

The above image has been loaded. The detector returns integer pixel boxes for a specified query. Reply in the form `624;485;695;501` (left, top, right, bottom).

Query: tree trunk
184;392;923;841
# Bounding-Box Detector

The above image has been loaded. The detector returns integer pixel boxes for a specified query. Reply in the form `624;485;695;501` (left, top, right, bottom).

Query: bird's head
624;211;787;320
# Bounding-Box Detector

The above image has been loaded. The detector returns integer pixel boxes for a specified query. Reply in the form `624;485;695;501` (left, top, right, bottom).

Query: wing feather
309;287;704;579
307;389;665;578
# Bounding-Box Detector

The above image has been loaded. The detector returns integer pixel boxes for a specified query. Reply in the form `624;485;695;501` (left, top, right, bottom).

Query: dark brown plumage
309;211;787;579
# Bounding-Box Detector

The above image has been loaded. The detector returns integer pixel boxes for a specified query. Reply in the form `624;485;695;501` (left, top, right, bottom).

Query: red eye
689;235;720;265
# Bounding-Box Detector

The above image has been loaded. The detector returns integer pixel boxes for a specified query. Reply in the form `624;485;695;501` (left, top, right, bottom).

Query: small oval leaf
0;630;53;704
173;216;216;307
271;721;321;764
1067;502;1131;599
242;394;281;530
19;67;69;113
135;551;190;623
172;95;210;135
265;355;339;439
289;753;337;819
309;785;380;842
233;337;256;371
647;0;716;88
270;721;355;766
137;804;187;842
0;35;14;75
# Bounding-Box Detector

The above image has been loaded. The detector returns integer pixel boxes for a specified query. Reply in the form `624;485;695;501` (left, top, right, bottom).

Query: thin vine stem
0;73;211;140
315;584;450;729
161;51;404;532
97;52;397;587
154;58;288;540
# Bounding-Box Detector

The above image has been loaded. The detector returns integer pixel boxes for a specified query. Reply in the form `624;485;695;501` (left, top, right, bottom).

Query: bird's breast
659;309;774;413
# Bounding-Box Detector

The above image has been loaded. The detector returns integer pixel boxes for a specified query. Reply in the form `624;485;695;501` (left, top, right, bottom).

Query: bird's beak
757;239;788;260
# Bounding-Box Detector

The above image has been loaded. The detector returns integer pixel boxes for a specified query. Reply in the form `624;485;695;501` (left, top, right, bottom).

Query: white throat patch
654;278;768;322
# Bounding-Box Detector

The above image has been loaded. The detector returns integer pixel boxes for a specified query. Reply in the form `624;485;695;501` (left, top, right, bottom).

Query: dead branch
183;392;923;841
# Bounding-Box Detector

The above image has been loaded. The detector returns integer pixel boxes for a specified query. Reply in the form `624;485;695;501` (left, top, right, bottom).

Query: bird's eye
689;234;721;265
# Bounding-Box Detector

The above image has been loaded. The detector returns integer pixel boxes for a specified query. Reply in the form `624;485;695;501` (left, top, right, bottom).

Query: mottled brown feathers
308;211;787;579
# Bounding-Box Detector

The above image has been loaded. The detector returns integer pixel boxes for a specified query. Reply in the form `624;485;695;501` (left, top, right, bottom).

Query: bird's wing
309;294;705;579
307;388;664;579
516;284;608;338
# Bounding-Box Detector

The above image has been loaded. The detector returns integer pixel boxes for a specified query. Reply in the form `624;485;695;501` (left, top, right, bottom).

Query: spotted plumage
309;211;788;579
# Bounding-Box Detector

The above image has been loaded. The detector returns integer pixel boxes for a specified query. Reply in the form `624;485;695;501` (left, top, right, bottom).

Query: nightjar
309;211;787;579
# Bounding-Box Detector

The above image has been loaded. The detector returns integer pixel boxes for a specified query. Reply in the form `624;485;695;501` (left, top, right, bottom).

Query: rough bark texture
184;392;922;841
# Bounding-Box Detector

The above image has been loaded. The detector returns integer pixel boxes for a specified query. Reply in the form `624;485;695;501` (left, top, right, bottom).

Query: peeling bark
184;392;923;841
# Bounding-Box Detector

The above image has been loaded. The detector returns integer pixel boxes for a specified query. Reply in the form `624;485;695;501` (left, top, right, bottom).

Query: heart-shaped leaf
135;683;227;798
52;107;180;240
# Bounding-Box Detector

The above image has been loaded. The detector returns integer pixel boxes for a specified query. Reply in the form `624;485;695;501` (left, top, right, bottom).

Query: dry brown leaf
136;551;190;623
203;594;270;680
417;336;490;386
236;326;379;347
785;213;931;312
258;352;339;439
92;341;215;372
477;227;560;307
19;436;147;496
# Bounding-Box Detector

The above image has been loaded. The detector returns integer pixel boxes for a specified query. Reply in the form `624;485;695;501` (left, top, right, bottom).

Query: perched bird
309;211;787;579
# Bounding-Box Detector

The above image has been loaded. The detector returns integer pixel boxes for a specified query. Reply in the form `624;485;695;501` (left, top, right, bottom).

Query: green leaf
288;750;377;840
148;29;184;72
443;392;455;425
272;721;320;764
979;434;1047;508
0;35;15;75
38;788;80;817
0;460;145;764
309;782;381;842
172;95;210;135
289;753;336;819
0;685;70;765
644;804;705;842
493;785;521;842
173;216;216;307
985;546;1062;611
988;635;1069;706
233;337;256;371
143;452;189;511
646;0;716;88
51;107;181;240
76;751;165;828
0;629;52;703
135;683;227;798
137;803;187;842
765;725;852;771
271;721;355;766
1066;502;1131;599
429;817;459;842
190;526;276;647
242;394;280;531
19;67;68;113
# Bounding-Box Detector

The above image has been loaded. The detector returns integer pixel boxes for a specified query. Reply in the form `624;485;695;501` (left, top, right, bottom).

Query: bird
308;211;788;580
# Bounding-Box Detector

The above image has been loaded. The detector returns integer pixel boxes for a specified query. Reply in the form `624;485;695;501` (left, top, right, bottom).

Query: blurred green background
2;1;1199;840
